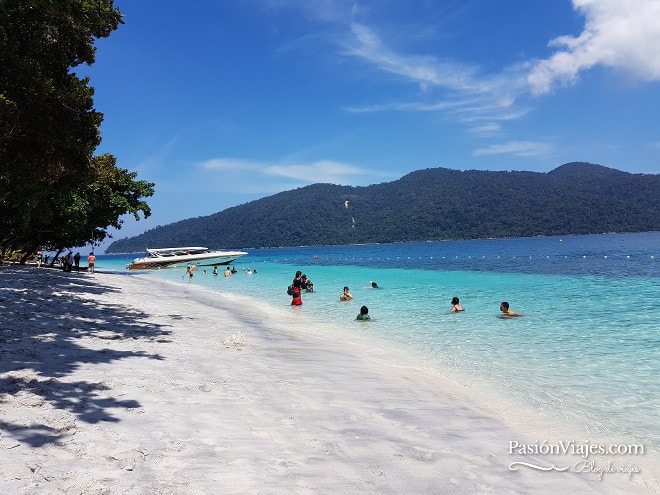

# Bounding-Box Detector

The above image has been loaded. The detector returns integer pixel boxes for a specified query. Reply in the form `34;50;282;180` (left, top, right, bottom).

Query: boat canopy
147;247;209;257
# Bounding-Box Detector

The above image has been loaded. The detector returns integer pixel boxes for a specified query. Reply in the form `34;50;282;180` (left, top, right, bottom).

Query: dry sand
1;265;656;494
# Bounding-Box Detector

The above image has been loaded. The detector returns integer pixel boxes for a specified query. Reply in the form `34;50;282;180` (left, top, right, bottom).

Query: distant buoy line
269;254;656;263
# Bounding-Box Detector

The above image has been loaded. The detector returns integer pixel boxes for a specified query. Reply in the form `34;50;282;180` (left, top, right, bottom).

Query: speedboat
127;246;247;270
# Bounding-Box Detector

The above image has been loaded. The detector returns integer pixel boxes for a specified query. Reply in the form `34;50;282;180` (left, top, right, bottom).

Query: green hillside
105;162;660;253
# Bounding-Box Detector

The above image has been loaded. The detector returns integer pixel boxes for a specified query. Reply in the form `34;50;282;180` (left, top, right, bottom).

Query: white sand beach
1;265;656;494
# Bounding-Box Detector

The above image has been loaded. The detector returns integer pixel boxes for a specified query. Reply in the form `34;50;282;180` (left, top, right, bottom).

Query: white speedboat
127;246;247;270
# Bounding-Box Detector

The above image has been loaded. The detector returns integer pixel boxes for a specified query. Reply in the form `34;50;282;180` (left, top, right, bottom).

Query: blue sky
84;0;660;250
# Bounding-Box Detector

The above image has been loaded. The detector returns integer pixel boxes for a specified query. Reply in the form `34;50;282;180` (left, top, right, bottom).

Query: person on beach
500;301;522;318
212;266;218;276
340;286;353;301
356;305;370;321
186;266;193;279
62;252;71;272
231;266;237;274
451;297;464;312
224;266;232;277
74;252;81;271
291;279;302;305
87;252;96;273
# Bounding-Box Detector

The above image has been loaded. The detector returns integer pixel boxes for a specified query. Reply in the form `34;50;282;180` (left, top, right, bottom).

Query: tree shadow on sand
0;266;175;446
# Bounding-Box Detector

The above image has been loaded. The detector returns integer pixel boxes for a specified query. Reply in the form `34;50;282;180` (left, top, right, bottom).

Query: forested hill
105;162;660;253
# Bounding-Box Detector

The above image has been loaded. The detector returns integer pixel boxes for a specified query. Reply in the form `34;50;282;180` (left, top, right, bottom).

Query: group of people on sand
45;251;95;273
450;296;523;318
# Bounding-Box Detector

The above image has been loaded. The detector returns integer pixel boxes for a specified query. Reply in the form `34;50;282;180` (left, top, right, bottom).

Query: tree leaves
0;0;151;256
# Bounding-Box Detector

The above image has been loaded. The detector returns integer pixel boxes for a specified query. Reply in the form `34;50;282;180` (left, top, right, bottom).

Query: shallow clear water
98;233;659;452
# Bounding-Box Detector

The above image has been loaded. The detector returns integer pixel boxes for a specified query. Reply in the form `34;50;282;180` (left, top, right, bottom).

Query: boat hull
127;251;247;270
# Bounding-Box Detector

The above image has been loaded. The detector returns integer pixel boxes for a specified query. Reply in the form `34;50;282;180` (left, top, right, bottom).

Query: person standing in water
340;286;353;301
291;279;302;305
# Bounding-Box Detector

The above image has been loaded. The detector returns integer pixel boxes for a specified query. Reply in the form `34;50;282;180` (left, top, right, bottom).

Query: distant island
105;162;660;253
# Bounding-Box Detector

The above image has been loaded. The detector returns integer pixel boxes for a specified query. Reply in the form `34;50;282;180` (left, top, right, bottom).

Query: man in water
340;286;353;301
500;301;522;318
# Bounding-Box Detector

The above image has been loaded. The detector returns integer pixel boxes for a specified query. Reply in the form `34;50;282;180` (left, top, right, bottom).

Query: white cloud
255;1;660;162
345;23;483;93
265;160;371;183
473;141;553;157
469;123;503;137
528;0;660;95
336;19;537;133
200;158;260;171
344;97;480;113
200;157;386;186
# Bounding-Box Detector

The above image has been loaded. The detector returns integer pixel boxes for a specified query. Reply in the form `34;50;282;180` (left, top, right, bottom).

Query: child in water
356;305;370;321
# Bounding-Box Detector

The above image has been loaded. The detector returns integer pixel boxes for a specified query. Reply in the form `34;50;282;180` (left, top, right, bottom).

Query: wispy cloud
344;97;481;114
200;157;389;186
338;1;660;99
528;0;660;94
473;141;553;158
344;23;486;94
256;1;660;160
469;123;503;137
265;160;374;183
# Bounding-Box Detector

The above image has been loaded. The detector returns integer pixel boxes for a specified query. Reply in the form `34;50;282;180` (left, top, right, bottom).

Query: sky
83;0;660;251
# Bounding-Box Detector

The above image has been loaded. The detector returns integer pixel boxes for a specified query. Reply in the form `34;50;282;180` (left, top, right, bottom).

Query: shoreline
1;265;656;493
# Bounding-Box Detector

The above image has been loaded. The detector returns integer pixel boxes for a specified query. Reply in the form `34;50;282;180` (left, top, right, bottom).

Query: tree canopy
0;0;154;260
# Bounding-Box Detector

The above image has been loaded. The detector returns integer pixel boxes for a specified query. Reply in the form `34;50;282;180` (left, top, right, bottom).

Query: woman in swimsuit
291;279;302;305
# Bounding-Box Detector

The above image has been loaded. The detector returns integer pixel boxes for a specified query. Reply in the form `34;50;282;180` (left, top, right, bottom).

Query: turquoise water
98;233;659;452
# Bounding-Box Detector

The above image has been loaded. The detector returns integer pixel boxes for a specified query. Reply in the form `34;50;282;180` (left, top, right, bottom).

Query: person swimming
451;297;464;312
499;301;522;318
